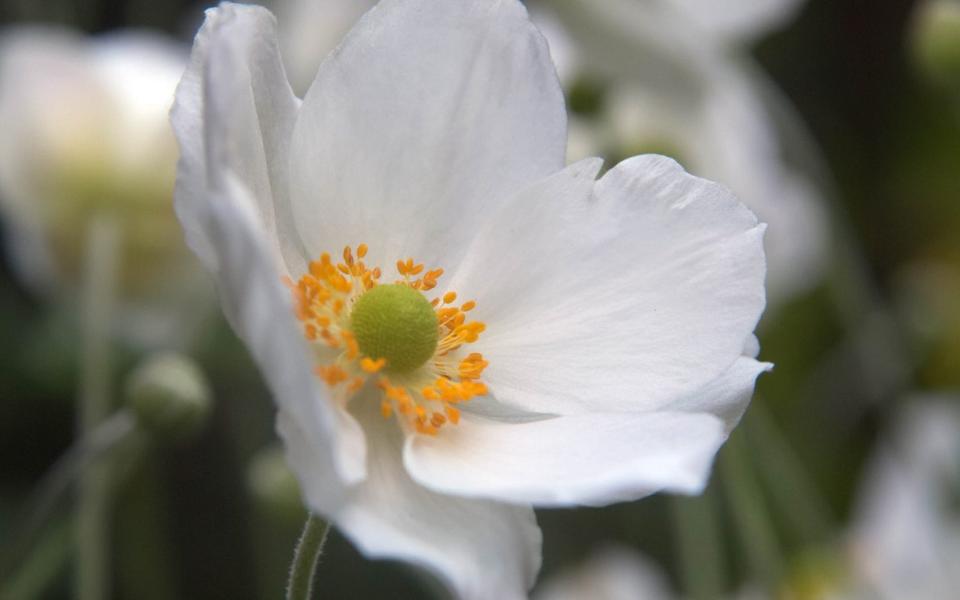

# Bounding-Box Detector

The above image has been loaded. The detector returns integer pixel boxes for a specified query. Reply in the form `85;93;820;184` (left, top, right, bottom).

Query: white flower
847;398;960;600
172;1;769;597
534;546;673;600
663;0;805;44
0;28;208;345
540;0;829;306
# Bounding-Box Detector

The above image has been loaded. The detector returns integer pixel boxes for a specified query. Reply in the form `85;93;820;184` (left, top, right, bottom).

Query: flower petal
294;391;542;600
405;409;725;508
288;0;566;269
667;356;771;433
542;1;828;305
406;348;766;508
276;408;349;515
172;4;365;482
276;0;376;95
172;2;306;276
204;175;367;484
454;155;766;415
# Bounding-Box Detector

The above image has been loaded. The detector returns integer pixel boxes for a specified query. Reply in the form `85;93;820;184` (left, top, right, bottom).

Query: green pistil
350;284;438;373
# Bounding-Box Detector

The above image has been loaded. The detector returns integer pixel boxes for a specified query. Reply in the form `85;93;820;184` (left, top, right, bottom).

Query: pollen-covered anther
287;244;489;435
361;357;386;373
458;353;489;379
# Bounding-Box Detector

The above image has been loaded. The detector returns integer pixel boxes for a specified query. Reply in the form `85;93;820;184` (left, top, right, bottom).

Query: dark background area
2;0;959;598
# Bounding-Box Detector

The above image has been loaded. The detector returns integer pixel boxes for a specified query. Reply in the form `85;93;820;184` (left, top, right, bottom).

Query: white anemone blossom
172;1;770;597
534;545;673;600
847;398;960;599
0;28;208;345
540;0;828;306
665;0;805;43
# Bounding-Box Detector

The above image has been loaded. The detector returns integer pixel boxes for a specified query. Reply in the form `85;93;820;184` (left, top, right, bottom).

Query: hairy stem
286;514;330;600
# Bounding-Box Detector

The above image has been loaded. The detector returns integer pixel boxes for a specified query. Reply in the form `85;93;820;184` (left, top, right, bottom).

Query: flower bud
124;353;212;441
912;0;960;89
247;445;305;522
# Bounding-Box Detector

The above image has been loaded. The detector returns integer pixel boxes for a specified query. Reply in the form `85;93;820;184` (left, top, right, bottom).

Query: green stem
0;515;74;600
0;411;136;583
746;402;836;545
286;515;330;600
76;215;120;600
720;431;782;589
670;489;726;599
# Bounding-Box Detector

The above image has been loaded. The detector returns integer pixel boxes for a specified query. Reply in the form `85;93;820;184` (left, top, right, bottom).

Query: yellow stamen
361;357;387;373
287;244;489;435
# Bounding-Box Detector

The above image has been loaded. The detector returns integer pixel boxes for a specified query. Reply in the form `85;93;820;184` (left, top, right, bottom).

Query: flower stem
0;411;136;584
720;430;782;589
0;514;73;599
670;488;725;599
286;514;330;600
746;402;836;545
76;215;120;600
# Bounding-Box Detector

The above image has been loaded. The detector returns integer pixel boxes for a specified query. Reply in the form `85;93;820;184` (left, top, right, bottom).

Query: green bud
124;353;212;441
247;445;304;522
912;0;960;89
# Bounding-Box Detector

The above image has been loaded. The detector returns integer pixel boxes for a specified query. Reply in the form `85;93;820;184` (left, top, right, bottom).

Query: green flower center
350;284;439;373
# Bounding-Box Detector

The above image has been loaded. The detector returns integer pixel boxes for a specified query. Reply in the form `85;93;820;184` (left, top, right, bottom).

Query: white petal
543;1;828;305
209;176;367;483
693;68;829;304
453;155;766;415
317;393;541;600
528;7;581;85
406;345;766;509
172;2;306;276
276;0;376;96
603;67;828;305
288;0;566;269
406;409;725;507
172;5;365;482
276;408;349;514
667;356;771;433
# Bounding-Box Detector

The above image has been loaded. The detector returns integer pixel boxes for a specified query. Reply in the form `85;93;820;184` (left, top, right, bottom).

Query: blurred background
0;0;958;598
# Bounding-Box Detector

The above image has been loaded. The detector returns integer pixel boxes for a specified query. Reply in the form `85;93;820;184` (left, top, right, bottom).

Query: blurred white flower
847;398;960;600
539;0;829;306
172;1;769;598
0;28;209;345
666;0;805;43
532;546;780;600
911;0;960;90
534;546;673;600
